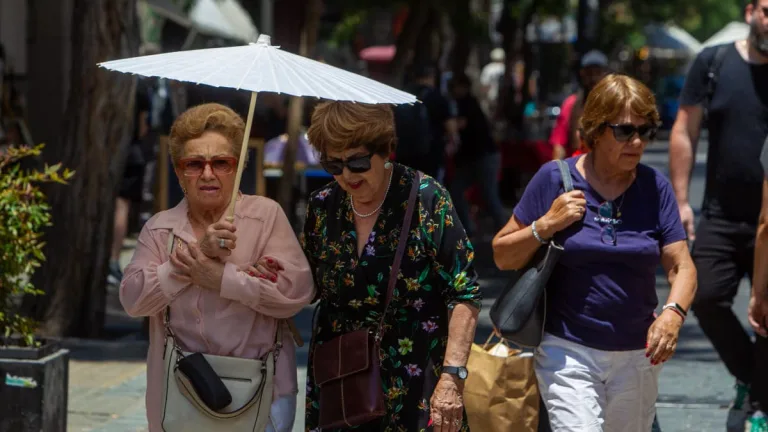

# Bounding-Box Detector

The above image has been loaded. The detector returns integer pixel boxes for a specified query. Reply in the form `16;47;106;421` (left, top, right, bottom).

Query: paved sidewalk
65;339;149;432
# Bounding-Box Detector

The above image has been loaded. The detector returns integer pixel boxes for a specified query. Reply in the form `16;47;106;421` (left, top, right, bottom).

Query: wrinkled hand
430;374;465;432
199;216;238;259
678;201;696;242
539;190;586;236
646;309;683;364
246;256;283;283
170;241;225;292
748;293;768;338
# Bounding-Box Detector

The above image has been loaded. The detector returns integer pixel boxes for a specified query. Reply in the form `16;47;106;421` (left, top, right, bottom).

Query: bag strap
375;171;421;342
555;159;574;192
164;233;175;327
705;45;728;119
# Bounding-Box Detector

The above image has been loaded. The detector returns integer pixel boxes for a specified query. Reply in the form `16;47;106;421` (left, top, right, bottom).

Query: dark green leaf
418;266;429;283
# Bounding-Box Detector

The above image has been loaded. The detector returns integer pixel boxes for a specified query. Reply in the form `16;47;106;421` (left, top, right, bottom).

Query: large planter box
0;340;69;432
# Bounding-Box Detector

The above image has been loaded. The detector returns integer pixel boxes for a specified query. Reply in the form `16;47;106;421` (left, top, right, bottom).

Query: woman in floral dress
301;101;482;432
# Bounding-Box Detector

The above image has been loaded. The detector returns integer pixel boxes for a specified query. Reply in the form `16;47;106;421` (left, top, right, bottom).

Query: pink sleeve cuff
220;262;262;309
156;261;189;300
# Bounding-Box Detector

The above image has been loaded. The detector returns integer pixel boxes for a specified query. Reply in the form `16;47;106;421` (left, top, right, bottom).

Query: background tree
25;0;140;337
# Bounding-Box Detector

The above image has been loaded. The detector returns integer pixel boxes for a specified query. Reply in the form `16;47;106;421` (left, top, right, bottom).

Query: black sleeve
679;48;716;106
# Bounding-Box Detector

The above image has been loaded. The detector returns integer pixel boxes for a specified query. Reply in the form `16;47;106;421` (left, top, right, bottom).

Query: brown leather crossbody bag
312;172;420;429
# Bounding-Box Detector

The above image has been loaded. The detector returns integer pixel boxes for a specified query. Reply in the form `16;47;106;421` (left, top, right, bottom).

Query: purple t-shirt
514;157;687;351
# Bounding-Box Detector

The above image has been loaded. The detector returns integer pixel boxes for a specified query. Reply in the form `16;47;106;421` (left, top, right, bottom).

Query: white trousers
535;334;661;432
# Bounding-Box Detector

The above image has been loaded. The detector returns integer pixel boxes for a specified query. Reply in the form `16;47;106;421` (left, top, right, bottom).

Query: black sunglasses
320;153;373;175
604;123;658;142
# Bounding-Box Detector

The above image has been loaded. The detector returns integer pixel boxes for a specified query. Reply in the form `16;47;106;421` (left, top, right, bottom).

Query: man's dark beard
750;18;768;56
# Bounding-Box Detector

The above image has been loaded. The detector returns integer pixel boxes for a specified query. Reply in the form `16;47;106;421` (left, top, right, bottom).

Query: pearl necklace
351;168;394;219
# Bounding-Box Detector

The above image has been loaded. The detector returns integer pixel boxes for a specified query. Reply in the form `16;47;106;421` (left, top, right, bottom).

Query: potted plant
0;144;74;431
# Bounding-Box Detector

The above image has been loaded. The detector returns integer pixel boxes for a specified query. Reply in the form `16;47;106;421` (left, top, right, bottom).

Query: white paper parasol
99;34;416;219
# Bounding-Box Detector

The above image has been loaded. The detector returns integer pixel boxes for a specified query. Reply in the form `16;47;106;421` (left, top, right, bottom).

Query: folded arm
220;201;315;318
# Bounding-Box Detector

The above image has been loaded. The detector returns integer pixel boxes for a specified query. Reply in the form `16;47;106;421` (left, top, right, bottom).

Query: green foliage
328;10;369;48
0;144;73;347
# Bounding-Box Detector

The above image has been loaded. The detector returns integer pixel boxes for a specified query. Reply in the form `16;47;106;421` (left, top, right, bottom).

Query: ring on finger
453;419;462;427
219;238;226;249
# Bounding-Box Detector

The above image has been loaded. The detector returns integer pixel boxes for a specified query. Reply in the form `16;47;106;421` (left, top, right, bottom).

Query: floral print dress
301;164;482;432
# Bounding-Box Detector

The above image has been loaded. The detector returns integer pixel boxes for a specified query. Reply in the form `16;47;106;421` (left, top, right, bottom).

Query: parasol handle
227;92;258;222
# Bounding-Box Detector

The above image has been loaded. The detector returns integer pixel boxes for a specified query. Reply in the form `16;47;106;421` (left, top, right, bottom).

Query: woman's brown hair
579;74;660;149
307;101;396;157
169;103;245;164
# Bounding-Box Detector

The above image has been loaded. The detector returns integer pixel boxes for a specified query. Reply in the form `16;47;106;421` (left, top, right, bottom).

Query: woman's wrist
661;305;685;323
534;217;555;241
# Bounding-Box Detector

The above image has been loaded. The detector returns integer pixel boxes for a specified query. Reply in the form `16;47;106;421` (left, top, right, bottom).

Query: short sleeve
657;174;688;245
679;48;715;106
513;161;561;226
422;178;482;310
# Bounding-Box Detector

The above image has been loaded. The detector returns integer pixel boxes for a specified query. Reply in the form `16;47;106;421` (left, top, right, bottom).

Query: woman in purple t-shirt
493;75;697;431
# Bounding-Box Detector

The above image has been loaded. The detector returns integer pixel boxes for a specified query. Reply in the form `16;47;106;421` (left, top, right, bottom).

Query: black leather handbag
490;159;573;348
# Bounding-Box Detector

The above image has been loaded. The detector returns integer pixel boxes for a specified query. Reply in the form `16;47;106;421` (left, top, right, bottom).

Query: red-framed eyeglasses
176;156;238;177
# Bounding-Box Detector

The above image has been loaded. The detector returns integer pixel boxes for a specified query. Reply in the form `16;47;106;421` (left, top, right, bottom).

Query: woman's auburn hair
169;103;245;164
307;101;396;157
579;74;661;149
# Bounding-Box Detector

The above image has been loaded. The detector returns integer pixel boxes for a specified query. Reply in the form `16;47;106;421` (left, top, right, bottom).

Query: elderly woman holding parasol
120;103;315;432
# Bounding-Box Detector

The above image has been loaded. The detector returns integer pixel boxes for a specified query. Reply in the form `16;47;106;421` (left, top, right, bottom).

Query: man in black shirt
670;0;768;429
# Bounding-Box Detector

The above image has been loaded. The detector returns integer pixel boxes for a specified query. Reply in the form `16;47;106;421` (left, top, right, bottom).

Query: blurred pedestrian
109;77;153;285
493;75;697;431
394;64;458;182
669;1;768;429
479;48;506;118
448;73;506;238
549;50;610;160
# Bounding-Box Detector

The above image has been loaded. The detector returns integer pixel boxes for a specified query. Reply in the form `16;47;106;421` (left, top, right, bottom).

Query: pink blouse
119;195;315;431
